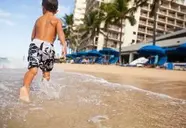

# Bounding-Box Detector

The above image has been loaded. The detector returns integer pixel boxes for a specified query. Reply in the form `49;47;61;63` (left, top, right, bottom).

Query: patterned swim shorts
27;39;55;72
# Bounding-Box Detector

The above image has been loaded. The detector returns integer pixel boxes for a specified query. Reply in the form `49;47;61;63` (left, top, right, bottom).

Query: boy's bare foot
19;86;30;102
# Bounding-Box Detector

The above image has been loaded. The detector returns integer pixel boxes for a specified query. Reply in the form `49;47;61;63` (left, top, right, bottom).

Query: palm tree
63;14;74;39
100;0;148;64
80;10;104;50
99;3;117;48
62;14;80;52
149;0;177;46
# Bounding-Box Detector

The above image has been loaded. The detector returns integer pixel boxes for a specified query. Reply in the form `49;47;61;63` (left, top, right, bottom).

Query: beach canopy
138;45;165;56
165;47;177;54
165;46;186;55
99;48;119;56
87;50;103;57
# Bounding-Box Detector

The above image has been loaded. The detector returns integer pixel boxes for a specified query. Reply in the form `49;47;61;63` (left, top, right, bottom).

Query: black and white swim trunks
28;39;55;72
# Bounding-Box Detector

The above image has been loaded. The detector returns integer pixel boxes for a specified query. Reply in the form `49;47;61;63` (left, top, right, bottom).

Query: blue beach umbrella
138;45;165;56
99;48;119;56
76;51;88;57
66;53;77;58
87;50;102;57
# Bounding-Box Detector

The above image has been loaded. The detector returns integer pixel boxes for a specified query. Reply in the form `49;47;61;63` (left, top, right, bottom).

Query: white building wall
73;0;86;27
122;7;141;47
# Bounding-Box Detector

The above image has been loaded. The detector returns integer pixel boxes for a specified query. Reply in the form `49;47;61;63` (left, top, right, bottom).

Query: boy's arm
31;22;37;41
56;19;67;57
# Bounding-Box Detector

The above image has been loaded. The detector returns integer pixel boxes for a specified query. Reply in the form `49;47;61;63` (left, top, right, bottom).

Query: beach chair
166;63;174;70
109;57;119;64
157;56;167;67
95;57;103;64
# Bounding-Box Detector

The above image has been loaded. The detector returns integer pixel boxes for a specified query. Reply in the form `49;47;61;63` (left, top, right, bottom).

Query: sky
0;0;74;58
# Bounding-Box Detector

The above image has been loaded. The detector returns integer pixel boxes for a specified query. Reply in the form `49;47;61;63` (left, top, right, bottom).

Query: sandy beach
1;64;186;128
57;64;186;100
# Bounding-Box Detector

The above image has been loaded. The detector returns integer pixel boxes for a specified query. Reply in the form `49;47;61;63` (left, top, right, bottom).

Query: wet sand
1;67;186;128
57;64;186;100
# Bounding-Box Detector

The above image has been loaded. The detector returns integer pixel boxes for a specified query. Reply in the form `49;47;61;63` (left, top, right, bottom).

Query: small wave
67;72;186;103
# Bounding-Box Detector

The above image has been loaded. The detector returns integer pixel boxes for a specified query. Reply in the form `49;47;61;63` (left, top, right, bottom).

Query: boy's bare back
32;13;65;44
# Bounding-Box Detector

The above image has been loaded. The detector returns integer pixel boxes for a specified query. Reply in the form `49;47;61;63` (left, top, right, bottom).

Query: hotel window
131;39;135;44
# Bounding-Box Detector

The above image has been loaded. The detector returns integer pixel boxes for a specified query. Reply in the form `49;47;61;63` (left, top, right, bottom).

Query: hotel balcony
167;19;175;25
137;37;144;42
180;7;186;13
139;20;147;26
159;9;167;15
158;18;166;23
168;12;176;18
146;30;153;36
108;25;122;33
177;14;184;21
176;22;184;28
141;12;148;18
107;33;121;42
157;25;165;31
171;5;179;11
138;27;146;33
141;5;149;11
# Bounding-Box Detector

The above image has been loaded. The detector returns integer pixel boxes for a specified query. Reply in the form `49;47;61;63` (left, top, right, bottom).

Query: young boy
19;0;66;102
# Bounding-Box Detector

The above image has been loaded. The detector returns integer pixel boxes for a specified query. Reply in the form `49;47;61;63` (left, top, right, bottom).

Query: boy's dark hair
42;0;58;13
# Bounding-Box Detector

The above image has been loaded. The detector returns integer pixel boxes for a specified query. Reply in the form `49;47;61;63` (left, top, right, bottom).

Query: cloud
0;8;27;26
0;19;15;26
0;9;11;17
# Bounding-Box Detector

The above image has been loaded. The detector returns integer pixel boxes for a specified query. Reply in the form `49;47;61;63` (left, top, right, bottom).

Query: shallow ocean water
0;58;186;128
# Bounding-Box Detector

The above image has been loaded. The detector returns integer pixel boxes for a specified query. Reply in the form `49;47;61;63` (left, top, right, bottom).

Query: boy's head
42;0;58;14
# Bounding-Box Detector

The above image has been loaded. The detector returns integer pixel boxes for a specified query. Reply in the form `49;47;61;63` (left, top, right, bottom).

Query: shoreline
57;64;186;100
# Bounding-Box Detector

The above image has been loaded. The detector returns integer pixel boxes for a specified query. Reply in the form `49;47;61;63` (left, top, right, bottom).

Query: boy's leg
20;67;38;102
42;71;51;81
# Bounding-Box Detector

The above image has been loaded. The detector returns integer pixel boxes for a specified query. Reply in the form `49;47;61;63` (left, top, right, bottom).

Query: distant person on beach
19;0;66;102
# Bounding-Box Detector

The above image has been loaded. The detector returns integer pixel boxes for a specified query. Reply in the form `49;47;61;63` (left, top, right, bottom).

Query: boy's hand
62;45;67;60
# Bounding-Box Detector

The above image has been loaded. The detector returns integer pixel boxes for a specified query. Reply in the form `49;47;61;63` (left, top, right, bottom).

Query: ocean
0;58;186;128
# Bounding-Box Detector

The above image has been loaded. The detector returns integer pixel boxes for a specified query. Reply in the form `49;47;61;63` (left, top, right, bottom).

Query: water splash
0;57;27;69
88;115;110;128
35;79;64;100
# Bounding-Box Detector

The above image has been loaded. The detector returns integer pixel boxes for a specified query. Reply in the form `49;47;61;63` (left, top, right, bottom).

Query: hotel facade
74;0;186;52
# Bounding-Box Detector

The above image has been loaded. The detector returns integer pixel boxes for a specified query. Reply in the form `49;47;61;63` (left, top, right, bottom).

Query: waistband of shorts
32;39;54;47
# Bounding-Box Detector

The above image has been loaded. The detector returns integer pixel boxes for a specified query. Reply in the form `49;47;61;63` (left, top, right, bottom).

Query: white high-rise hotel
73;0;186;51
73;0;86;27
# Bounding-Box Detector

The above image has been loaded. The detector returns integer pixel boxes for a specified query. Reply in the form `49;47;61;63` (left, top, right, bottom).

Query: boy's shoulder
36;15;61;25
